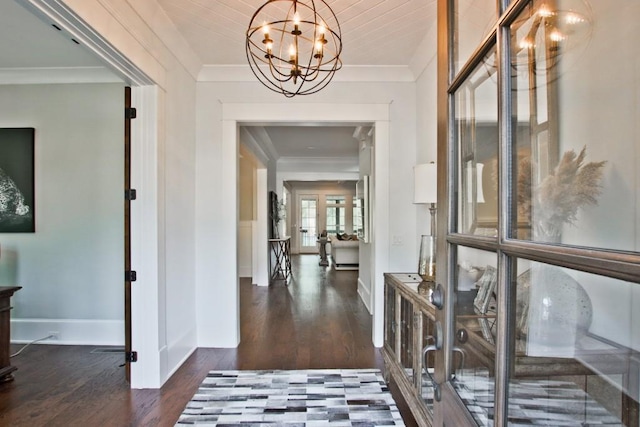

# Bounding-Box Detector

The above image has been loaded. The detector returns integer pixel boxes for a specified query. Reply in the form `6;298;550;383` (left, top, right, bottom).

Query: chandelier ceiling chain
246;0;343;97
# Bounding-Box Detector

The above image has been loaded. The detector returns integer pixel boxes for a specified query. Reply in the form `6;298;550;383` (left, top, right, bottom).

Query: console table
269;237;291;284
383;273;639;426
0;286;21;382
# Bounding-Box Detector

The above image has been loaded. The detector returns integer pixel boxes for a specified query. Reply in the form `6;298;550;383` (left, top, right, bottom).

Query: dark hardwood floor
0;255;416;426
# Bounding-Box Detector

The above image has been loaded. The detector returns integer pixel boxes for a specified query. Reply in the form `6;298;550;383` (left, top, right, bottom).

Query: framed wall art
0;128;35;232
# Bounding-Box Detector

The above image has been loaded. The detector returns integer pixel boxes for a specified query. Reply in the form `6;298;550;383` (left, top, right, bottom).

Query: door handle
421;321;443;402
422;344;441;402
452;346;466;377
422;343;437;384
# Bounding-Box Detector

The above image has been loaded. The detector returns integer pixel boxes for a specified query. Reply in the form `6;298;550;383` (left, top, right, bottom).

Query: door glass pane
453;0;496;74
384;283;397;353
455;47;499;237
400;296;414;384
300;198;317;248
511;259;639;426
326;195;345;235
511;0;639;252
451;246;498;427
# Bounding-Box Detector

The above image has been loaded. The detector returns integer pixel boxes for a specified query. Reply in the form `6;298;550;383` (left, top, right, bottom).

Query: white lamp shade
466;162;485;203
414;163;437;204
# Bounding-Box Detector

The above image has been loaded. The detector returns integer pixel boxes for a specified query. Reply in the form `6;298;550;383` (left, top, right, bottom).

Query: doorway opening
222;109;389;349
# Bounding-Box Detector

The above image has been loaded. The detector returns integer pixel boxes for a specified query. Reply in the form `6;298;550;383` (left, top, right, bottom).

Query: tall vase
418;235;436;282
516;265;593;357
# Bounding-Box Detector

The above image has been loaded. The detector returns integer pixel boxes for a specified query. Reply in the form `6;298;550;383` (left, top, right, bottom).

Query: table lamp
414;163;437;282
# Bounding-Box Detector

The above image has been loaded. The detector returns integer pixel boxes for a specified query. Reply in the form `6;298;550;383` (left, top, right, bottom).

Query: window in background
326;195;346;235
353;196;363;237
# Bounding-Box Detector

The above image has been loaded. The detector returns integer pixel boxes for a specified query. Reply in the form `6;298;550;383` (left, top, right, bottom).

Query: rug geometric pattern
176;369;405;426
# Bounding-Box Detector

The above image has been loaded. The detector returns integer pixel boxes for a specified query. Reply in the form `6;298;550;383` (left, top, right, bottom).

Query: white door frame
221;103;390;347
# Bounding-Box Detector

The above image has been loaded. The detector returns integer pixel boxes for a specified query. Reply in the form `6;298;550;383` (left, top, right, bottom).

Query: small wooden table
269;237;291;284
0;286;21;382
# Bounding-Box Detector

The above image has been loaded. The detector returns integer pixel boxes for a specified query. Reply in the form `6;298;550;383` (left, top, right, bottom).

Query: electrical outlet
48;331;60;340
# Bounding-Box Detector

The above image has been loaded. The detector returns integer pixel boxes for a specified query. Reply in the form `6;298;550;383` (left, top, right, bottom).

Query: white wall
238;150;256;278
415;25;439;265
554;1;640;351
238;221;253;278
0;83;124;345
162;62;198;373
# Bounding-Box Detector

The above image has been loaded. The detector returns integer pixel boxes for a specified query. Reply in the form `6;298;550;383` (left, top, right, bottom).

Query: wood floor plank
0;255;417;426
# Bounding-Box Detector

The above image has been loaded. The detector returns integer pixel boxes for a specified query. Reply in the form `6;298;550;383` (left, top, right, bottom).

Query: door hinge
125;351;138;363
125;270;137;282
125;189;137;201
125;107;137;119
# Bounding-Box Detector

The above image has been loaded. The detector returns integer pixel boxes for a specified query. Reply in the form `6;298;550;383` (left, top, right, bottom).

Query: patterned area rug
176;369;405;426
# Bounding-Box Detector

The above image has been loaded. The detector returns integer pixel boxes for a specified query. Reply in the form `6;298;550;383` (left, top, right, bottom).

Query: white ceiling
264;126;359;158
158;0;436;160
0;0;435;160
157;0;437;66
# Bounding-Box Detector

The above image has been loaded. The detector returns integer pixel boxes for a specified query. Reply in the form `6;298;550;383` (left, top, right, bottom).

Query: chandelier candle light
246;0;343;97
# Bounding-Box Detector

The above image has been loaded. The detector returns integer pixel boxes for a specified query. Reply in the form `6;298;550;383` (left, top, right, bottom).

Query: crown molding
198;64;416;83
0;66;123;84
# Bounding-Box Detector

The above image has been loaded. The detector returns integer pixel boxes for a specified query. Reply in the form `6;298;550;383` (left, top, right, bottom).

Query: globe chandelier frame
246;0;343;97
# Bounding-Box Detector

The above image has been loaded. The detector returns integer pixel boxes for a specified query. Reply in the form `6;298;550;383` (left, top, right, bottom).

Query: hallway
1;255;415;426
237;254;380;370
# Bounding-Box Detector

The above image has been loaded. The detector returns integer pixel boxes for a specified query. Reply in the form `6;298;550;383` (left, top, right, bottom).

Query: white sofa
329;235;359;270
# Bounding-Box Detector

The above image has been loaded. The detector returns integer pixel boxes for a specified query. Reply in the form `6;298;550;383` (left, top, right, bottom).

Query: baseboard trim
10;318;124;346
357;277;372;314
165;326;197;381
165;345;197;383
334;264;359;271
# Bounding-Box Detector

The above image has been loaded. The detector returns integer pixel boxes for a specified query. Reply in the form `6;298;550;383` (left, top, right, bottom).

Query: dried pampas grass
520;146;606;239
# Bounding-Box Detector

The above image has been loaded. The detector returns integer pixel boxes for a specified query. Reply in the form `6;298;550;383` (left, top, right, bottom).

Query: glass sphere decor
516;265;593;357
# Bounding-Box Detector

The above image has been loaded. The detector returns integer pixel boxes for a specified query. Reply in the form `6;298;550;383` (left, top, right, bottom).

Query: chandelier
510;0;592;79
246;0;343;97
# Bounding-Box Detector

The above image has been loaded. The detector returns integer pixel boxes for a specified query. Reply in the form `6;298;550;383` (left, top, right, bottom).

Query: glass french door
298;195;319;253
435;0;640;426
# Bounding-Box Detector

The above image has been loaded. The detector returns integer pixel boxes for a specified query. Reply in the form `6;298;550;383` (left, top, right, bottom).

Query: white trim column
130;85;162;388
372;121;390;347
